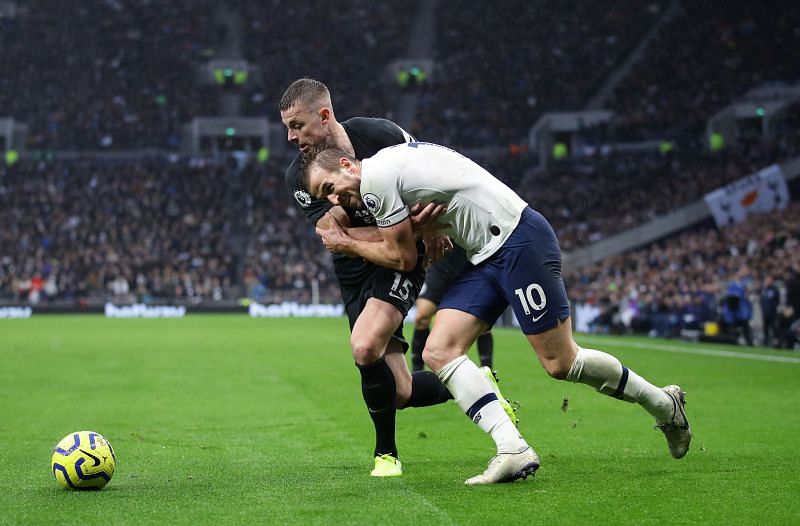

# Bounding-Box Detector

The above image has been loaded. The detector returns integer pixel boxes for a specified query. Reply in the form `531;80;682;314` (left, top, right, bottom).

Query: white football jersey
360;142;528;265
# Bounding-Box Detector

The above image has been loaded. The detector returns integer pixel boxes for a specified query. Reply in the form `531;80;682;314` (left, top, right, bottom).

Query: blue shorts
438;207;571;335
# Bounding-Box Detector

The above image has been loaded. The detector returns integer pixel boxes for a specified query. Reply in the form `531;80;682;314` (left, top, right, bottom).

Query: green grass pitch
1;315;799;525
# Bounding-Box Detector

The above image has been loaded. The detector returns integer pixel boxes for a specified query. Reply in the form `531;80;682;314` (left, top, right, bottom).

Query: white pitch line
576;336;800;364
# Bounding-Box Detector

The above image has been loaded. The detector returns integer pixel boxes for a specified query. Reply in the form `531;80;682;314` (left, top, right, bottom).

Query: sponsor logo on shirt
363;193;380;213
353;209;376;225
293;190;313;208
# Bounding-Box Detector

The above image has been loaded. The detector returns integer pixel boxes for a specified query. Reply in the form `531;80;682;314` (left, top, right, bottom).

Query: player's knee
540;355;572;380
421;343;458;372
530;329;579;380
545;362;571;380
350;337;383;364
421;347;439;370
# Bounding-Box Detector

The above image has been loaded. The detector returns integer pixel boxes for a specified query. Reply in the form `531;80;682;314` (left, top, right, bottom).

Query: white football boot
656;385;692;459
465;447;540;485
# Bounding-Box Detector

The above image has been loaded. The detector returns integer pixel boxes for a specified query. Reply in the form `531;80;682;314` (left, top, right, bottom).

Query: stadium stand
416;0;669;148
567;201;800;347
0;0;219;149
0;159;237;302
523;138;800;251
240;0;414;119
238;158;340;304
608;1;800;141
1;1;799;347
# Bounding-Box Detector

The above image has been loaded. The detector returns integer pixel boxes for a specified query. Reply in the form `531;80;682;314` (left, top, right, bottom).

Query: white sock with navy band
566;347;673;421
436;356;528;453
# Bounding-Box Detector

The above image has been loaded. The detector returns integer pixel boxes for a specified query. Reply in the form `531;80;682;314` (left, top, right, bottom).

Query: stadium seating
0;0;219;149
0;159;237;302
609;1;800;141
1;1;799;346
566;202;800;347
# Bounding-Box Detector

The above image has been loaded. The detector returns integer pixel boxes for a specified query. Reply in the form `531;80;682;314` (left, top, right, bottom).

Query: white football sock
566;347;673;421
437;356;528;453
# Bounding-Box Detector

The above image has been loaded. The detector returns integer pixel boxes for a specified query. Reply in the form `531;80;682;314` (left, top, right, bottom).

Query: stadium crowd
567;203;800;348
609;1;800;141
414;0;668;148
240;0;413;121
238;158;340;304
525;136;800;251
3;142;798;350
0;159;237;303
1;1;799;349
0;0;219;150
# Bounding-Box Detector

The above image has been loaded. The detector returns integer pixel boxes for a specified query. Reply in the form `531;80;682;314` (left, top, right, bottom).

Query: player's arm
315;205;351;229
316;213;418;271
319;202;447;243
314;206;390;243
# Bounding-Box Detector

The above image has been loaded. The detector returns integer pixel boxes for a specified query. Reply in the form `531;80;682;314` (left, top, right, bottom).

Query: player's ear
319;107;331;124
340;157;351;170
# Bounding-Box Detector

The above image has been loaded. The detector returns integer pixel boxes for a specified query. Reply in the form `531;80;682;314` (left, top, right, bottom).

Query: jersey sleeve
344;117;415;149
284;155;333;226
360;158;409;228
371;119;415;146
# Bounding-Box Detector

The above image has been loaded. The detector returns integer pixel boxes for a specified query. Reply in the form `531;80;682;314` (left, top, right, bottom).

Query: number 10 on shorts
514;283;547;316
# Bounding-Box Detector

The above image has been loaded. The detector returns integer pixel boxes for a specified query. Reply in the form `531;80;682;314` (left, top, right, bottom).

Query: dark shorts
341;263;426;352
438;207;571;335
419;245;469;305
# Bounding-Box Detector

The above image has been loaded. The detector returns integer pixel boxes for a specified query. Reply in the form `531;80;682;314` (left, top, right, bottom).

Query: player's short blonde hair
279;78;331;112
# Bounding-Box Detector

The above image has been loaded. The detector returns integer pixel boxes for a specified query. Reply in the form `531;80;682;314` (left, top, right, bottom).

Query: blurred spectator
759;275;780;347
720;279;753;346
780;268;800;349
567;202;800;345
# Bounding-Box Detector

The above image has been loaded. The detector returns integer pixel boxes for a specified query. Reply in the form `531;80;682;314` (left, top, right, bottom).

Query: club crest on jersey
363;193;380;213
293;190;313;208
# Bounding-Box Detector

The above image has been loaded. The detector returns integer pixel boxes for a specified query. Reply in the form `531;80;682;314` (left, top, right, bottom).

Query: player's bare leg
384;345;412;405
424;309;537;484
411;297;437;372
528;316;692;458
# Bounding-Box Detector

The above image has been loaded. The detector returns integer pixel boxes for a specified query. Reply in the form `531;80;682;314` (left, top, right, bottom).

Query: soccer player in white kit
305;141;692;485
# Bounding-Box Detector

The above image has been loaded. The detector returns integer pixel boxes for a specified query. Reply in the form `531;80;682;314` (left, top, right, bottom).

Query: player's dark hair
279;78;330;112
301;147;355;189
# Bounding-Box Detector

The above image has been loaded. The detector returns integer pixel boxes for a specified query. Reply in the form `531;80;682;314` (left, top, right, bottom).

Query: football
51;431;116;490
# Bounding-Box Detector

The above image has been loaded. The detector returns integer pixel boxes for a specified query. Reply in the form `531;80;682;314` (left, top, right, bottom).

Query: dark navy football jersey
285;117;414;286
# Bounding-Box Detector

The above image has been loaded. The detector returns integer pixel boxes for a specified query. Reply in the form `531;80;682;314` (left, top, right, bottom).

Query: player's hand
315;212;357;256
410;202;449;236
422;233;453;267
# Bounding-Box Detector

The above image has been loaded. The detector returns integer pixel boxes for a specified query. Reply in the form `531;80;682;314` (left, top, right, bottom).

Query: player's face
280;103;330;153
308;164;364;210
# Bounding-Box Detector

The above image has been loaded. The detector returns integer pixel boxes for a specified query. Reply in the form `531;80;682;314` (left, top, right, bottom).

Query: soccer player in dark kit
280;78;516;476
